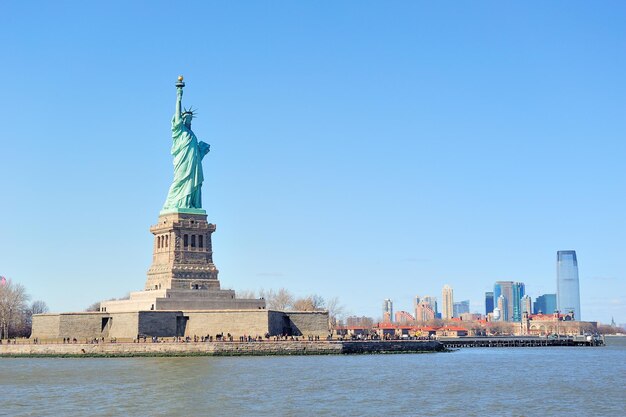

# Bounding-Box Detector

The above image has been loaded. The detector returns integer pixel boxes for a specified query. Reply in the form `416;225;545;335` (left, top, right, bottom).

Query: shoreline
0;340;444;358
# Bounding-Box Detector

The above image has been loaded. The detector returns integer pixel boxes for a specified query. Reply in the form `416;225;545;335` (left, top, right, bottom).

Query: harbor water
1;337;624;416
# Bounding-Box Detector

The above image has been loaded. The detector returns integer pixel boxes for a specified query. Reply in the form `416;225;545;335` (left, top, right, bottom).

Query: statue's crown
182;106;197;117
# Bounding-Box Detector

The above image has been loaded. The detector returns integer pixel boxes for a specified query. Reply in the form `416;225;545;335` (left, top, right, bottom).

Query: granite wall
31;309;330;340
0;340;443;356
285;311;329;337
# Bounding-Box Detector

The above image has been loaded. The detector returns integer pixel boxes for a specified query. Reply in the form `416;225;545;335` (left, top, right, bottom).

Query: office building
415;302;436;322
415;299;436;322
422;296;438;317
557;250;581;320
382;299;393;323
534;294;557;315
395;311;415;323
521;295;532;315
442;285;454;319
497;295;508;321
511;282;525;322
453;300;470;318
485;291;494;316
494;281;525;322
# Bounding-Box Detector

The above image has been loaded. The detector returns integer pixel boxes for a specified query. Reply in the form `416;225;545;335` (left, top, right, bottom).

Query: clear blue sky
1;1;624;324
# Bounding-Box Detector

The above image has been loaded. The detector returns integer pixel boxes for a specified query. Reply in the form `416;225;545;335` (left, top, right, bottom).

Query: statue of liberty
162;76;211;212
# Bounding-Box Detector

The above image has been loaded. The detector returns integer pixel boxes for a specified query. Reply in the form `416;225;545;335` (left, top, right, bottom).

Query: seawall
0;340;443;357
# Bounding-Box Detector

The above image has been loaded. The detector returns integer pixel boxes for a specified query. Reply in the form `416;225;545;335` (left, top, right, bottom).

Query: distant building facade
395;311;415;323
414;295;438;322
557;250;581;320
485;291;494;316
521;295;532;315
345;316;374;328
415;301;436;322
453;300;470;318
422;296;438;317
442;285;454;320
533;294;557;315
382;299;393;323
494;281;525;322
511;282;525;322
496;295;508;321
518;311;597;336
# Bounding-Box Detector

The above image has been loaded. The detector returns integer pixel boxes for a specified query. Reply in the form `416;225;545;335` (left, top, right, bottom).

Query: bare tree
84;293;130;312
325;296;345;329
261;288;294;311
293;294;325;311
237;289;257;299
487;321;514;335
13;300;51;338
85;302;101;312
598;324;626;335
30;300;49;315
346;316;374;328
426;318;444;327
0;279;30;339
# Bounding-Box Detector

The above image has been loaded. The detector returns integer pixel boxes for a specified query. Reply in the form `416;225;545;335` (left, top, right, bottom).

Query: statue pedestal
146;211;219;291
101;211;266;313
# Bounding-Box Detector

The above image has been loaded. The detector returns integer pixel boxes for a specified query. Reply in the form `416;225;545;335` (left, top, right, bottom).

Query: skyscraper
415;301;436;322
442;285;454;319
422;296;439;317
494;281;525;322
382;299;393;322
511;282;525;322
521;295;532;315
533;294;557;315
485;292;494;315
453;300;470;317
494;281;512;321
497;295;508;321
414;295;438;322
557;250;581;320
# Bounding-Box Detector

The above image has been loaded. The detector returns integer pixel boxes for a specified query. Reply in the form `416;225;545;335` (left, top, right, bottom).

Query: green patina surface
162;79;210;212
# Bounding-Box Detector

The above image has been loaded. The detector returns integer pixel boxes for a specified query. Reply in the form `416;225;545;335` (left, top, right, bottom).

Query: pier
439;335;605;348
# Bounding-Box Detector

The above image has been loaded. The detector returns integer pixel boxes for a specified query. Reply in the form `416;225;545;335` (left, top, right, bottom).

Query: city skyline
378;250;590;323
0;3;624;324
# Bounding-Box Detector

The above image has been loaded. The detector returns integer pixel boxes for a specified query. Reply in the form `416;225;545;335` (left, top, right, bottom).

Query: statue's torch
175;75;185;88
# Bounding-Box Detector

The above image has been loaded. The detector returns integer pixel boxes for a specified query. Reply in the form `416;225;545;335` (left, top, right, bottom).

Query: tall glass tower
485;292;494;315
511;282;525;322
494;281;525;322
557;250;581;320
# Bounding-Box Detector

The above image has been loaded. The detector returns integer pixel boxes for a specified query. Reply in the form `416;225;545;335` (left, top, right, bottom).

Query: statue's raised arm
174;75;185;125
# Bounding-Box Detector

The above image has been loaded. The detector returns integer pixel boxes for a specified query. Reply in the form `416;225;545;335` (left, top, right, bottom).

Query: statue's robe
163;115;210;210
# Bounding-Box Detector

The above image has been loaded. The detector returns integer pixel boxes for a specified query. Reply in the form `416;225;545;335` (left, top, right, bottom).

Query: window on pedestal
199;235;204;248
191;235;196;248
184;234;188;248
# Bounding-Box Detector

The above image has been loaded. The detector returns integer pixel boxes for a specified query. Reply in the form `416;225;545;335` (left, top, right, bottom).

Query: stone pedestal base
100;289;266;313
146;211;220;291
